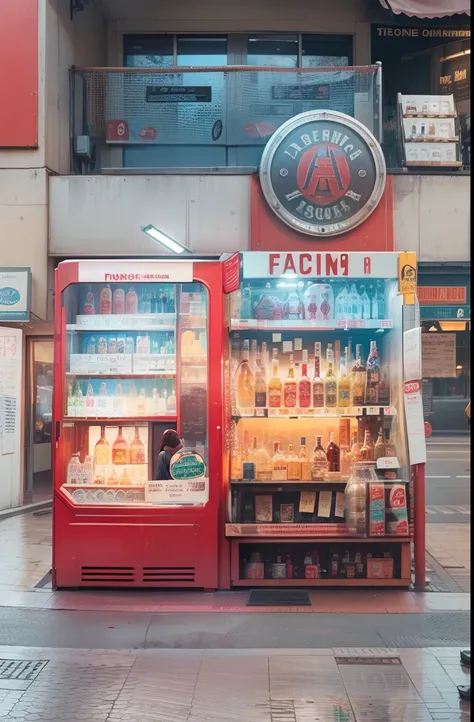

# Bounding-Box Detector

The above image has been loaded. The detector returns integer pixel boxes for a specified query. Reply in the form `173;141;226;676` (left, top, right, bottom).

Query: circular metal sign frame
259;109;387;238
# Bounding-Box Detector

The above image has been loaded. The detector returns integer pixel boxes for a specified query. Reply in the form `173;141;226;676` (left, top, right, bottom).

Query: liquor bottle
340;446;352;475
359;285;371;321
299;437;312;480
128;382;138;415
82;455;94;484
378;369;390;405
338;353;351;408
286;287;303;320
137;388;147;416
94;426;111;466
254;351;267;408
326;432;340;472
351;345;366;406
240;284;252;320
230;441;243;480
372;282;385;320
385;430;397;458
113;383;124;417
67;453;82;484
365;340;381;404
312;343;324;408
298;350;312;408
284;354;297;408
251;437;272;481
236;340;255;408
268;349;282;408
129;427;146;464
335;284;350;321
271;441;288;481
324;356;338;408
360;430;375;461
304;551;313;566
112;426;129;464
99;284;112;315
125;286;138;314
285;554;293;579
374;428;386;461
286;443;301;481
350;431;361;463
311;436;328;479
83;285;95;315
250;339;258;373
166;386;176;413
113;288;125;314
349;283;362;320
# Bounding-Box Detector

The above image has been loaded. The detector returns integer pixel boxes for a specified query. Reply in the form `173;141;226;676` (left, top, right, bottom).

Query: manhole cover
247;590;312;607
336;657;401;665
0;660;48;681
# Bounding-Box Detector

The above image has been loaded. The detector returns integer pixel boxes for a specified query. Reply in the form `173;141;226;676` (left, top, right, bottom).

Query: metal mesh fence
75;66;379;147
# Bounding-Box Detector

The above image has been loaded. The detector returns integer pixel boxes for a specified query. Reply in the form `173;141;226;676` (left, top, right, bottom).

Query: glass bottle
338;353;351;408
119;468;131;486
268;348;282;408
284;354;297;408
113;288;125;314
365;340;381;405
311;436;328;479
378;368;390;405
128;382;138;415
249;339;258;373
385;430;397;458
82;455;94;484
67;453;82;484
129;427;146;464
349;283;362;320
286;286;304;320
286;443;301;481
374;428;386;461
254;351;267;408
230;441;243;480
350;431;362;463
372;282;385;320
271;441;288;481
236;340;255;408
83;285;95;315
166;385;176;413
137;388;147;416
113;383;124;417
335;283;350;321
251;436;272;481
360;430;375;461
299;437;312;480
100;284;112;315
326;432;340;472
240;284;252;320
340;446;352;475
106;468;119;486
324;358;338;408
125;286;138;314
351;344;366;406
94;426;111;466
359;285;371;321
298;350;312;408
312;343;324;408
112;426;128;465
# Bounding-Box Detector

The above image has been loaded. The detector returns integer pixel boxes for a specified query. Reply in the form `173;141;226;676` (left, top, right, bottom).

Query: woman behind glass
156;429;183;480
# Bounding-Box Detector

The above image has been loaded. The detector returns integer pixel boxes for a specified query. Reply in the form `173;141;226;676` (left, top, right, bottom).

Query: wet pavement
0;646;470;721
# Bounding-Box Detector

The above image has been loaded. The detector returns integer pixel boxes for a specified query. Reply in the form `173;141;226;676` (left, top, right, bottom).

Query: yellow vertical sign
398;252;417;305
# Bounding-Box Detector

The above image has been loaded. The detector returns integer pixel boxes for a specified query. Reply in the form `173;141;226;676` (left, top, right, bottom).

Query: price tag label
376;456;400;469
268;408;279;417
384;406;396;416
255;408;265;417
282;341;293;353
294;338;303;351
257;321;268;329
272;333;282;343
367;406;380;415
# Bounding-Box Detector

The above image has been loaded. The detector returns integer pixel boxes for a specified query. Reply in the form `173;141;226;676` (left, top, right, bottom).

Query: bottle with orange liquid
112;426;129;464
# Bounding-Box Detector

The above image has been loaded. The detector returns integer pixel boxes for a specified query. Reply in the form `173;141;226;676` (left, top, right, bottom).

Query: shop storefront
371;17;470;167
418;263;470;433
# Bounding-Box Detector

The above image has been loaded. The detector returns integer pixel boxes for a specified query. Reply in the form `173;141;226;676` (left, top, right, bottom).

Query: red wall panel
0;0;38;148
250;175;394;253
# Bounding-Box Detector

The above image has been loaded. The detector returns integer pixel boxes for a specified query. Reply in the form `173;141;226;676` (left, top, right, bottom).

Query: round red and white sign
259;110;386;237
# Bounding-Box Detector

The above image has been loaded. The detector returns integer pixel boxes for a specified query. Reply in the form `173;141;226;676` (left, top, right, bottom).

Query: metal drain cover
0;660;48;685
336;657;401;665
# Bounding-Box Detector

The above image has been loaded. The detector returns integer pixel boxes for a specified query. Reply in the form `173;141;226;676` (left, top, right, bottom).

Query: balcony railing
71;65;382;172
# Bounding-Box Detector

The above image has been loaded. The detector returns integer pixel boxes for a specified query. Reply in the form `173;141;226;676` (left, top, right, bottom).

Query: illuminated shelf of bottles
66;372;176;379
67;313;177;332
233;406;395;419
230;477;349;485
230;319;393;331
67;415;177;422
64;483;145;490
231;577;410;587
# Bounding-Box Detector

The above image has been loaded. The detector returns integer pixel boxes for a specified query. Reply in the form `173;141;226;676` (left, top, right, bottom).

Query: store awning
379;0;470;17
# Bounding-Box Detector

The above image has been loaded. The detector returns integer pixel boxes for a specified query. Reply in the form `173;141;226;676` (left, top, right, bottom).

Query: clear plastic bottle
67;453;82;484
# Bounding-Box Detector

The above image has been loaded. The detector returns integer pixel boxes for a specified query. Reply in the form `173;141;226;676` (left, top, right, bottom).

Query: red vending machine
52;259;224;589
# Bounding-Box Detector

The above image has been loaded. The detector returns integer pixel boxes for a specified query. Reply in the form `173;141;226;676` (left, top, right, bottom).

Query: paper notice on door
318;491;332;518
299;491;316;514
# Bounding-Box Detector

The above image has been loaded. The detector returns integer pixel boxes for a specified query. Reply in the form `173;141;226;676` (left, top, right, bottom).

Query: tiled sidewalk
0;645;470;721
0;511;470;614
426;524;471;592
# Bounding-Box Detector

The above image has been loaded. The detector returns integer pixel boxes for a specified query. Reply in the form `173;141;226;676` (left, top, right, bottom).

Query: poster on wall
421;333;456;378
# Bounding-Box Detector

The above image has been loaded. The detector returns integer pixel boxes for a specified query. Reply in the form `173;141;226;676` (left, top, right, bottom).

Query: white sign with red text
241;252;399;279
403;380;427;465
78;261;194;284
